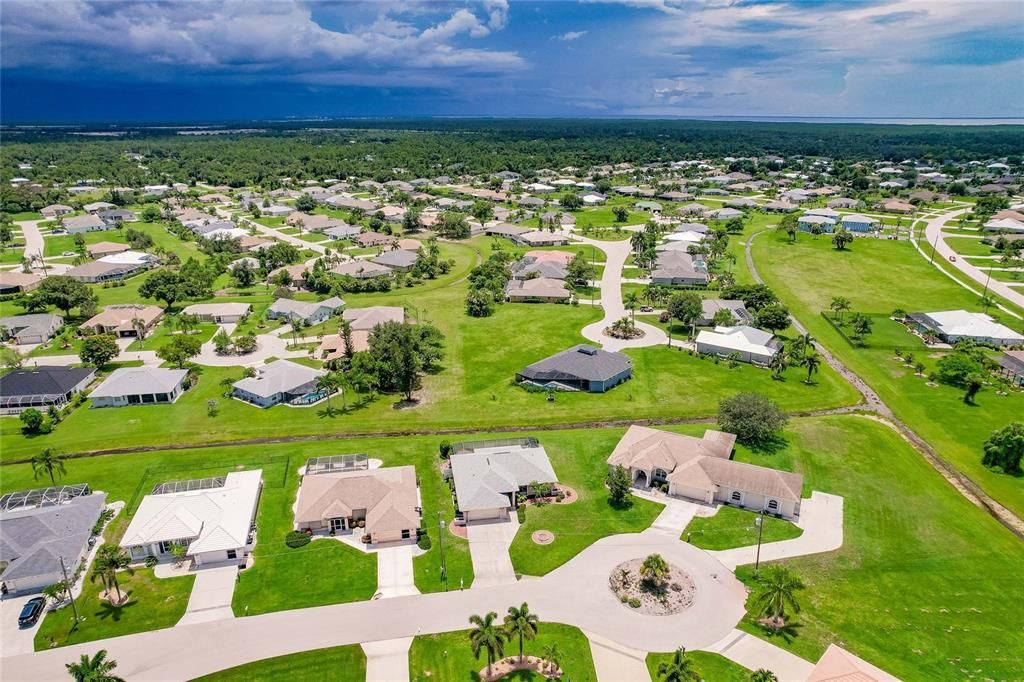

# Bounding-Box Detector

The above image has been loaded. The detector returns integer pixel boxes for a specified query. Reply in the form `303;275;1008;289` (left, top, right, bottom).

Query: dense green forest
2;119;1022;188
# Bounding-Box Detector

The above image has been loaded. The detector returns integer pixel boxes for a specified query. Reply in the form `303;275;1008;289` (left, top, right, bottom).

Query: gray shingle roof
520;344;631;383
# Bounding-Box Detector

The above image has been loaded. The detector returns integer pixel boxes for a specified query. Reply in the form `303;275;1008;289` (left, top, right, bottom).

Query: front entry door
330;518;346;532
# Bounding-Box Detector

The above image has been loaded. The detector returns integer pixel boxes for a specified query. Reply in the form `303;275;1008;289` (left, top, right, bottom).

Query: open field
191;644;365;682
751;229;1024;518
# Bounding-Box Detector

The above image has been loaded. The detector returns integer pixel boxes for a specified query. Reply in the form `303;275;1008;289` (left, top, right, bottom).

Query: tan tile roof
295;466;419;535
806;644;900;682
80;304;163;333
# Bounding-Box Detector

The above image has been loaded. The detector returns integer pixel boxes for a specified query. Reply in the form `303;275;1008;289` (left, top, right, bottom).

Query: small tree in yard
33;447;67;486
754;565;804;628
65;649;125;682
754;304;790;333
540;643;562;675
613;206;629;222
718;392;789;446
213;329;232;355
91;545;133;605
963;373;985;404
20;407;46;434
831;228;853;251
606;465;633;507
640;553;670;587
156;335;202;368
982;422;1024;475
206;399;218;417
504;602;539;663
79;334;120;367
43;580;70;605
750;669;778;682
801;351;822;384
657;647;699;682
468;611;506;680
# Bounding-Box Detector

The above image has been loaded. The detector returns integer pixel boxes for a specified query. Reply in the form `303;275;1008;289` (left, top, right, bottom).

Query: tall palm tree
657;647;699;682
90;545;133;605
65;650;125;682
32;448;67;486
504;603;539;663
769;345;789;380
316;373;339;415
802;352;822;384
468;611;506;679
624;292;640;322
754;565;804;627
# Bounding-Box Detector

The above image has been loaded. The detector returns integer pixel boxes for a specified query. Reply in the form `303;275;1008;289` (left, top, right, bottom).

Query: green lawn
752;229;1024;519
409;623;596;682
509;430;662;576
34;568;195;650
726;415;1024;681
191;644;366;682
683;505;802;550
646;651;750;682
943;236;997;257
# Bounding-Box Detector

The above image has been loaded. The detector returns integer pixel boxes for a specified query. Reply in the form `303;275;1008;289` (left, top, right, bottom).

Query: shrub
516;505;527;523
144;555;159;568
285;530;311;548
628;597;642;608
439;440;453;460
417;533;432;551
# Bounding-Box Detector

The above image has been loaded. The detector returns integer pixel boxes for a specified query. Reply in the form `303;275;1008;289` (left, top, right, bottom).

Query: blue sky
2;0;1022;122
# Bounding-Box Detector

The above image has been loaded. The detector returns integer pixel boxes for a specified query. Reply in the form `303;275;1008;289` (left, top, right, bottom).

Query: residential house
0;366;95;414
294;464;420;544
66;251;157;282
266;297;344;325
696;325;781;364
997;350;1024;387
505;277;572;303
324;225;362;240
983;217;1024;233
80;304;163;337
725;197;758;209
372;249;418;272
606;425;803;519
40;204;74;218
320;306;406;362
232;359;329;408
332;260;393;279
267;264;310;287
61;214;110;234
486;223;532;240
841;214;881;233
0;313;63;344
90;367;190;407
827;197;860;209
511;256;569;280
518;231;569;247
697;300;753;326
806;644;899;682
518;344;632;392
797;214;837;233
0;486;107;594
679;203;709;216
713;207;745;221
98;208;137;224
355;231;396;248
652;251;709;286
0;272;43;294
86;241;130;259
120;470;262;566
449;439;558;522
182;302;252;324
763;200;798;213
83;201;116;214
908;310;1024;346
877;199;915;214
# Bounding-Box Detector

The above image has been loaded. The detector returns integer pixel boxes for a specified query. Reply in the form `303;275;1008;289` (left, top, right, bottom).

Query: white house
909;310;1024;346
696;325;781;364
90;368;189;407
182;302;252;324
120;470;262;566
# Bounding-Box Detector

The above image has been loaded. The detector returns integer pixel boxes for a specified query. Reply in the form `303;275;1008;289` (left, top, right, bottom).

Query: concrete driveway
177;565;238;626
643;496;706;537
362;636;412;682
466;517;519;588
376;545;418;599
0;594;45;656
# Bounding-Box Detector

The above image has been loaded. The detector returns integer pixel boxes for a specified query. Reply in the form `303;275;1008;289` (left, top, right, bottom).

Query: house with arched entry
605;425;803;519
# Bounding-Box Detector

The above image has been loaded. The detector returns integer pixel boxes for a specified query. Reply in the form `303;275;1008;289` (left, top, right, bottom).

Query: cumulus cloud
557;30;588;41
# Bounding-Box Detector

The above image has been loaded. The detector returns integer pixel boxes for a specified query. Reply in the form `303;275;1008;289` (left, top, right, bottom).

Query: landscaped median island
190;644;366;682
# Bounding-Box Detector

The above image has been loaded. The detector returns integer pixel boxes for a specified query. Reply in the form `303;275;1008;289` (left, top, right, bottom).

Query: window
767;500;779;511
730;491;742;502
654;468;668;480
401;529;411;540
226;549;237;560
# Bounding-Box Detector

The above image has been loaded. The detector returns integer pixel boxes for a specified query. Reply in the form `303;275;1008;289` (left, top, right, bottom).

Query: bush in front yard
417;533;432;551
285;530;311;548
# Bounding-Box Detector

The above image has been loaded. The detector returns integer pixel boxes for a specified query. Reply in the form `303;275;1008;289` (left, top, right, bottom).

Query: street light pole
753;513;765;577
59;555;81;629
437;512;447;592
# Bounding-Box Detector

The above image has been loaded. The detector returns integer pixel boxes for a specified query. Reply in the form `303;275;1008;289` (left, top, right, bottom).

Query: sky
2;0;1023;122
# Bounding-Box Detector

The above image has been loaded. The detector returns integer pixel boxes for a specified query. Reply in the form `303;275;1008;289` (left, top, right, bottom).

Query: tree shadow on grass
747;434;790;456
754;618;803;645
606;497;634;512
92;596;139;623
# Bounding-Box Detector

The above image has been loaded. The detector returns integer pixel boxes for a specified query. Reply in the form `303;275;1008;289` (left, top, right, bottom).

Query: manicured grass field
509;430;662;576
408;623;596;682
34;568;195;650
751;230;1024;518
727;415;1024;681
191;644;366;682
683;505;803;550
943;236;997;257
646;650;750;682
42;222;205;262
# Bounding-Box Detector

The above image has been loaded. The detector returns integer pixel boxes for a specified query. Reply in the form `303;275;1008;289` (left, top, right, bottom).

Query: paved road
921;208;1024;311
575;235;669;350
0;533;748;681
220;209;328;255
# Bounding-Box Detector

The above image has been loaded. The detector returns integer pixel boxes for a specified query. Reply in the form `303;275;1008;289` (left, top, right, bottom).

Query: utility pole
437;512;447;592
753;513;766;577
59;555;81;629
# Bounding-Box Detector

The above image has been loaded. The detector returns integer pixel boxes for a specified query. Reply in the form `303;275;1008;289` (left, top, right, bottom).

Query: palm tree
829;296;851;323
468;611;506;679
316;373;339;415
540;642;562;675
754;565;804;628
769;344;789;380
335;371;355;412
66;650;125;682
33;448;67;486
802;351;822;384
750;669;778;682
504;603;539;663
624;292;640;322
657;647;699;682
90;545;133;605
640;553;670;586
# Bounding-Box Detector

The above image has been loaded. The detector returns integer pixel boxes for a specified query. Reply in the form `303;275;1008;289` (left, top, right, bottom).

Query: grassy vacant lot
43;222;206;263
35;568;195;650
943;236;997;257
727;415;1024;681
408;623;596;682
683;505;802;550
509;430;662;576
646;651;750;682
752;230;1024;519
192;644;365;682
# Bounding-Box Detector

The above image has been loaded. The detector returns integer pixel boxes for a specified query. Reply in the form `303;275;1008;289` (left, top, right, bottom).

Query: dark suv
18;597;46;628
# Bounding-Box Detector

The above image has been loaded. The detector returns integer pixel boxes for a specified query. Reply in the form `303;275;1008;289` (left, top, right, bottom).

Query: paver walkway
466;517;519;588
585;631;650;682
362;636;413;682
376;545;419;599
705;629;814;681
177;564;238;626
712;492;844;571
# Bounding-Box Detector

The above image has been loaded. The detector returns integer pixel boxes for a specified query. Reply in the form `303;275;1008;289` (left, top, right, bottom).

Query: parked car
949;255;957;262
61;251;76;257
640;306;654;312
18;597;46;628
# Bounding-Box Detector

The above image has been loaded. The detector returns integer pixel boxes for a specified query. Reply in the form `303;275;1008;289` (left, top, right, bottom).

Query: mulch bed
609;558;695;616
526;485;578;506
478;655;563;681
